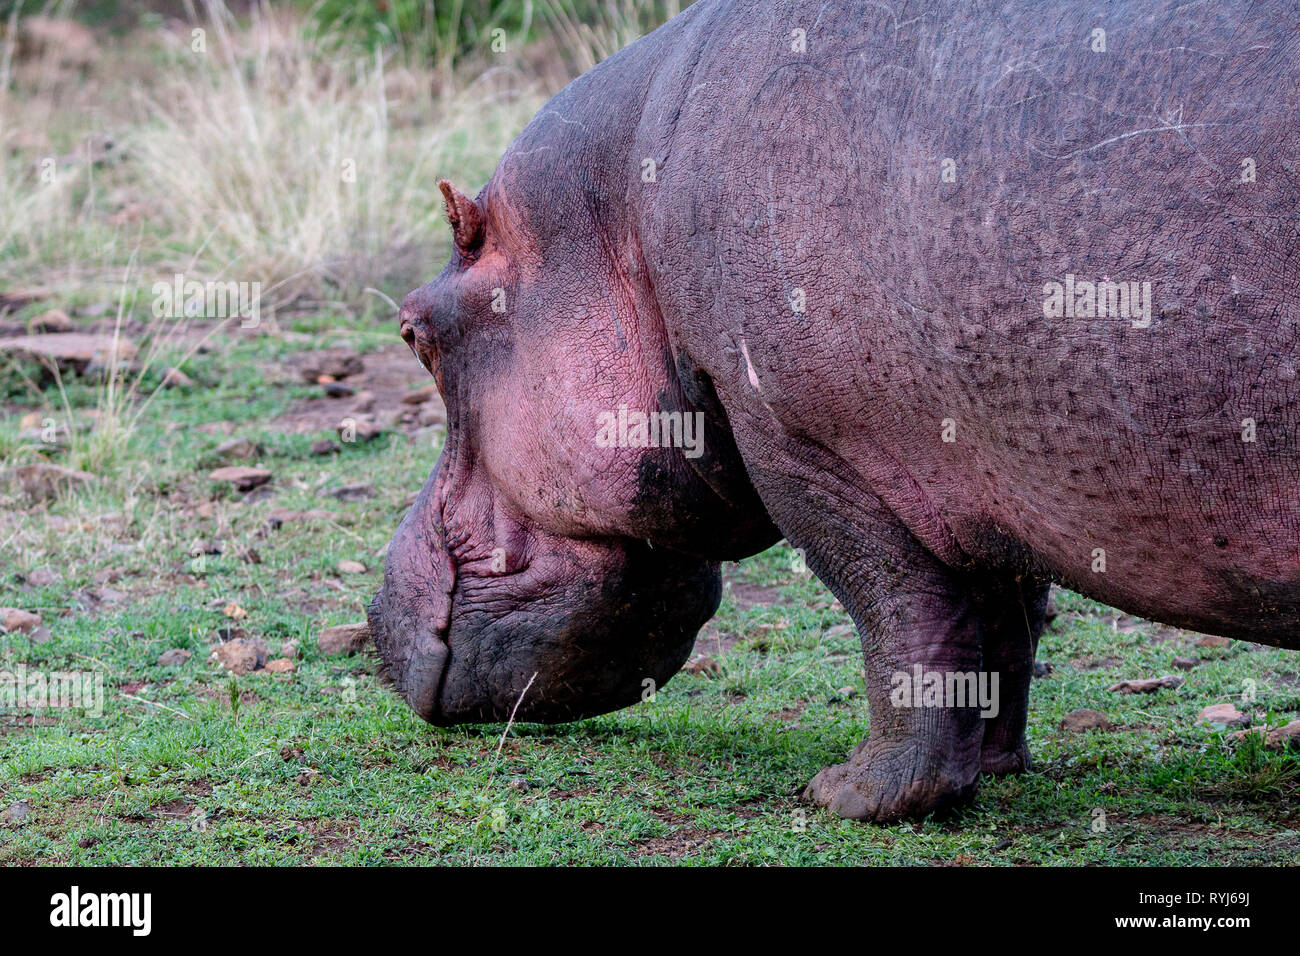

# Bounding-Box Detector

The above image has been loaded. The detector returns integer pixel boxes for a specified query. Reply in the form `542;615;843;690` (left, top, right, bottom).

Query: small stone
349;390;376;414
507;777;530;792
212;637;268;675
301;353;363;383
0;287;49;310
1060;708;1111;732
1195;635;1231;649
223;602;248;620
31;309;72;332
685;655;721;678
322;381;354;397
309;440;339;456
279;640;300;660
1229;720;1300;750
0;332;136;368
418;404;447;427
325;482;375;501
338;417;382;443
214;437;259;461
1;608;42;633
157;648;191;667
263;657;296;674
1198;703;1249;729
2;462;94;501
27;626;53;645
336;559;366;575
1266;720;1300;749
208;466;272;492
1032;660;1054;678
1171;656;1199;670
95;586;125;606
1268;723;1300;749
26;568;59;587
1;800;31;826
317;622;371;656
1107;675;1182;694
188;540;221;559
400;384;439;405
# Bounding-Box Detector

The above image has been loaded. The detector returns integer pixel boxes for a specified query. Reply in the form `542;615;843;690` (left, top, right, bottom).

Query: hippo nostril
400;318;429;371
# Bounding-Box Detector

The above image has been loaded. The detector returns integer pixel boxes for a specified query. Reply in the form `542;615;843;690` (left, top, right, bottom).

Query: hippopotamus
369;0;1300;821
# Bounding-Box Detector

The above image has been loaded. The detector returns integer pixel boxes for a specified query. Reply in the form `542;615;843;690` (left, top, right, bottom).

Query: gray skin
371;0;1300;821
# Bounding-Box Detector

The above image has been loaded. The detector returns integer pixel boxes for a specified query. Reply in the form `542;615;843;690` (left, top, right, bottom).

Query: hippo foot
803;739;980;823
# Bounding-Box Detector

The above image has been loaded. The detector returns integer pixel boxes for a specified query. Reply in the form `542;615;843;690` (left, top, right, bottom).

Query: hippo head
368;163;776;725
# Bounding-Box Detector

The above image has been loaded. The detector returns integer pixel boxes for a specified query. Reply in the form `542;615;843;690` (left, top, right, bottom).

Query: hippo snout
372;488;725;725
368;587;450;723
396;280;442;372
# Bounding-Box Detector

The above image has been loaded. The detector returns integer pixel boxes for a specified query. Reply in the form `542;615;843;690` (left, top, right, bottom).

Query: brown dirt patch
631;827;714;860
272;343;445;436
693;620;741;657
725;577;782;608
630;806;718;861
0;715;59;734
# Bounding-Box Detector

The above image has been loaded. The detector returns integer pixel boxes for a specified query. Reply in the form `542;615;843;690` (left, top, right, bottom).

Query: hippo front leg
800;526;1046;817
802;554;990;822
743;449;989;820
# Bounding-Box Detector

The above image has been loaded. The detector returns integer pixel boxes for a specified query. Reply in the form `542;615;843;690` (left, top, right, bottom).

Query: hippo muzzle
369;460;722;725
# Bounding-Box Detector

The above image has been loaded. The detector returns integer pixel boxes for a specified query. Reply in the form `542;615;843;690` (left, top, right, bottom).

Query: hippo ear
439;179;484;256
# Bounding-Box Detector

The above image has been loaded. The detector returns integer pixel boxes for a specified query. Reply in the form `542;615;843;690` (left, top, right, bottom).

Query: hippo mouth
367;457;456;721
368;456;723;725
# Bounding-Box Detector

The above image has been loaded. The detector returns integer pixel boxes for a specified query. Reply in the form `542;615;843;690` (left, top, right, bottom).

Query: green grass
2;330;1299;865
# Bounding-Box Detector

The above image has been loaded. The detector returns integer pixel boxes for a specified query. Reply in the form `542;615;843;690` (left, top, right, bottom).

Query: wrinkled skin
370;139;778;722
372;0;1300;820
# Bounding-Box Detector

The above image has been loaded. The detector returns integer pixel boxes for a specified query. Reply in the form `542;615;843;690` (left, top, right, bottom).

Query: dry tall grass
0;0;565;318
539;0;679;75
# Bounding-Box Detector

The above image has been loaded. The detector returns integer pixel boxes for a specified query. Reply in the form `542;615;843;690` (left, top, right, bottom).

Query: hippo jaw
368;458;722;725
